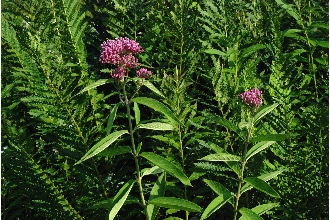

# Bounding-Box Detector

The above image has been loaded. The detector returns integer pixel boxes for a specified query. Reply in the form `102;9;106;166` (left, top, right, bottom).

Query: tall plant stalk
122;80;148;218
233;114;255;220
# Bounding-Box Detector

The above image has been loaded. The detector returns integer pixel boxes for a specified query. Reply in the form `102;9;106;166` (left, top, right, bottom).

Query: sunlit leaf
134;102;140;125
239;207;263;220
138;122;174;131
239;203;280;220
204;48;227;56
75;130;128;165
148;197;202;212
140;152;191;186
199;153;241;162
147;173;166;220
106;103;120;135
250;134;297;142
73;79;111;97
201;194;234;220
241;170;285;194
97;146;131;157
143;80;165;98
254;103;279;124
109;180;135;219
246;141;275;161
132;97;183;126
244;177;280;198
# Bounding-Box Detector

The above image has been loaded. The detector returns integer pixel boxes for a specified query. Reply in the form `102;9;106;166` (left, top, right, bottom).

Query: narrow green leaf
315;40;329;48
310;22;329;29
143;80;165;98
96;146;131;157
106;103;120;135
203;179;232;196
239;203;280;220
275;0;301;24
203;112;244;138
140;152;191;186
201;194;234;220
199;153;241;162
132;97;183;126
90;196;139;209
241;170;285;194
141;166;163;177
241;44;266;58
250;134;297;142
148;197;202;212
254;103;279;124
226;161;241;175
73;79;111;97
109;180;135;220
138;122;174;131
134;102;140;125
204;48;227;56
239;207;263;220
147;173;166;220
244;177;280;198
246;141;275;161
2;83;14;97
75;130;128;165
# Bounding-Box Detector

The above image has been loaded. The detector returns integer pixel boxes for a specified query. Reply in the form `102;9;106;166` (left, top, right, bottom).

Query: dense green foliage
1;0;328;219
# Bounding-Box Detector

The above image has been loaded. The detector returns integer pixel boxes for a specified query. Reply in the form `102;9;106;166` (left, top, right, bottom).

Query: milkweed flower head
100;37;151;80
136;68;152;79
239;88;263;110
110;67;126;80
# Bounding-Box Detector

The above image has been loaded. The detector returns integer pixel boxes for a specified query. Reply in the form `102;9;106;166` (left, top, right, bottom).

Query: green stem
122;80;148;218
233;113;255;220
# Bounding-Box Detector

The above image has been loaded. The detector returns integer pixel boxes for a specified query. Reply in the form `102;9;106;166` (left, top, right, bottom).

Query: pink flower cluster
100;37;152;80
136;68;152;79
111;67;126;80
239;88;263;108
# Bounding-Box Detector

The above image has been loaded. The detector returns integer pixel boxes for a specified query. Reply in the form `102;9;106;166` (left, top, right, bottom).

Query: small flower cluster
136;68;152;79
239;88;263;109
100;37;151;80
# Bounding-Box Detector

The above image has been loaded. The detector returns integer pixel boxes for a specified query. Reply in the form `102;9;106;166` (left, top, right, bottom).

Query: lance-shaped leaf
90;196;139;209
147;173;166;220
239;207;263;220
106;103;120;135
132;97;183;126
250;134;297;142
97;146;131;157
140;152;191;186
199;153;241;162
109;180;135;220
203;112;244;139
240;44;266;58
201;194;234;220
148;197;202;213
244;177;280;198
254;103;279;124
241;170;285;194
239;203;279;220
73;79;112;97
143;80;165;98
138;122;174;131
203;179;233;196
245;141;275;161
275;0;301;25
141;166;163;177
204;48;227;57
75;130;128;165
226;161;241;176
134;102;140;125
201;179;234;219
